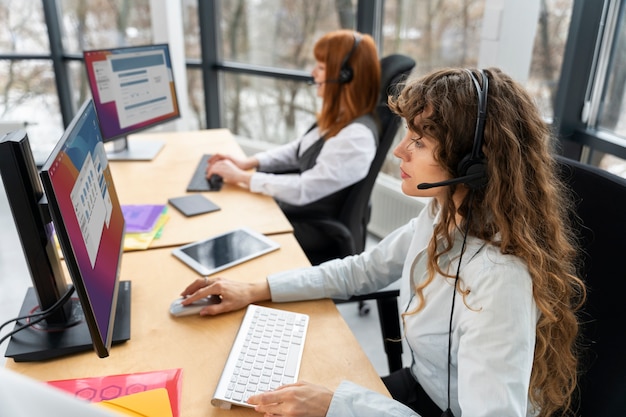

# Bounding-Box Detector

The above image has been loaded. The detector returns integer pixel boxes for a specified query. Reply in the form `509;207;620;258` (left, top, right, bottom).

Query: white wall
478;0;541;83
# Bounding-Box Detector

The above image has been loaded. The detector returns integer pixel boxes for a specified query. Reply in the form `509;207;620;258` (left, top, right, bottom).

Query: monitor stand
4;281;132;362
105;136;164;161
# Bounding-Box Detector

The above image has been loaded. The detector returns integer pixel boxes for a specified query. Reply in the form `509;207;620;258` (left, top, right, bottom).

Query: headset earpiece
457;154;487;190
337;33;362;84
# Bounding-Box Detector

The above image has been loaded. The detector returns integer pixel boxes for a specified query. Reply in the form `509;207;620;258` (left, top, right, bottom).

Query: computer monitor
0;100;130;362
83;43;180;161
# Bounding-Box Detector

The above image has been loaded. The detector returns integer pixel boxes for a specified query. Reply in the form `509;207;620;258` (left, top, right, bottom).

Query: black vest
277;114;379;221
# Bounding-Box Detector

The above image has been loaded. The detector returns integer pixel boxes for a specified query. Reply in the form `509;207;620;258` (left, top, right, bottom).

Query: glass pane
380;0;574;178
69;60;91;111
381;0;485;73
527;0;573;121
0;0;49;53
381;0;487;178
0;60;64;164
187;68;204;131
59;0;152;52
597;4;626;138
221;73;318;146
594;3;626;177
181;0;201;60
220;0;354;69
598;153;626;178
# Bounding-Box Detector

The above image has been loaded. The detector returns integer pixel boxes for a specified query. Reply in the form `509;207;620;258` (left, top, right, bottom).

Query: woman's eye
409;136;423;148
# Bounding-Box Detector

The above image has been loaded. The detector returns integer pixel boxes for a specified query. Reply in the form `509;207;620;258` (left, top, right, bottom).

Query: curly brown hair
388;67;586;416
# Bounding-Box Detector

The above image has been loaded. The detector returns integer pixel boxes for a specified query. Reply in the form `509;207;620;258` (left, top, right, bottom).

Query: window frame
553;0;626;162
5;0;626;167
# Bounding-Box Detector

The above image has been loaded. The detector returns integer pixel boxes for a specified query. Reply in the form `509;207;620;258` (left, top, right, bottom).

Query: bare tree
335;0;355;28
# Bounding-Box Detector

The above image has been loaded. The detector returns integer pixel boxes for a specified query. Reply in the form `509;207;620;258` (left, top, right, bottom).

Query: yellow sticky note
96;388;173;417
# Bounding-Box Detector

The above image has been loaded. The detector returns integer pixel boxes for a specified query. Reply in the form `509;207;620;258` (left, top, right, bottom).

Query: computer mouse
169;295;221;317
208;174;223;191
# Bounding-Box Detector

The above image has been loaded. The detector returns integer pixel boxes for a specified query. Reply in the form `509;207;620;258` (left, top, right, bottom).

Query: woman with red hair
207;30;381;258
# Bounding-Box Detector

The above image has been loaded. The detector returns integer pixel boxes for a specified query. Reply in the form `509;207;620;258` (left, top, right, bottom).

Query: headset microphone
417;171;485;190
306;78;342;85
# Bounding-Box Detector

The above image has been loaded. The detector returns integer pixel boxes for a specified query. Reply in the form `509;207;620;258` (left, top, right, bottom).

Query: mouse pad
168;194;220;217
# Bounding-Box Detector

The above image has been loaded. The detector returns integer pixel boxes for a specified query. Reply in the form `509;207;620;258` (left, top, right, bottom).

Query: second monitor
83;43;180;161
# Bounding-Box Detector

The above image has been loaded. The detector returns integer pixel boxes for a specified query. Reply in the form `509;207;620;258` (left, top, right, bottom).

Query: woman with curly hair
179;67;586;417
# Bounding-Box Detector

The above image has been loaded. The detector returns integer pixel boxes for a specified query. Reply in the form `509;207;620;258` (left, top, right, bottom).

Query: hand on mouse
208;174;223;190
207;159;253;189
180;277;271;316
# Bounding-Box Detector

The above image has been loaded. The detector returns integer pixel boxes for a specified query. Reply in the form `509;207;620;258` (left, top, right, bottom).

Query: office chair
303;54;415;373
304;54;415;264
555;155;626;416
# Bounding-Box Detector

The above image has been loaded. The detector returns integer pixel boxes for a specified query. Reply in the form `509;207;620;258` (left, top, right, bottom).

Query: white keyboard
211;304;309;410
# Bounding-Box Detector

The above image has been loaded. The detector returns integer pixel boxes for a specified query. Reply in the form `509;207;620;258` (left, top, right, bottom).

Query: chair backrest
556;155;626;416
337;54;416;253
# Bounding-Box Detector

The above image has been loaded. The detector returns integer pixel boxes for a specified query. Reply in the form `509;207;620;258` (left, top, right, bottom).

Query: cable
0;286;75;348
442;194;475;417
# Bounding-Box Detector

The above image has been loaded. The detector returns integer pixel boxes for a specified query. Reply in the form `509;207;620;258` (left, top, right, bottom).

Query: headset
336;32;362;84
306;32;362;86
418;69;489;190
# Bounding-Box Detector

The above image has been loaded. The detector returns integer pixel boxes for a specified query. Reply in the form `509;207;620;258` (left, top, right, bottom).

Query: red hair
313;30;380;138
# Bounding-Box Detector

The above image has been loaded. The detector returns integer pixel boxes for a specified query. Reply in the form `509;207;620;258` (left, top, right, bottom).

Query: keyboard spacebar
284;345;300;378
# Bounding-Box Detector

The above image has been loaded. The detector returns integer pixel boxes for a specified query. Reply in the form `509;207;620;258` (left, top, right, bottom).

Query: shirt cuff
248;172;264;193
253;151;271;170
327;381;419;417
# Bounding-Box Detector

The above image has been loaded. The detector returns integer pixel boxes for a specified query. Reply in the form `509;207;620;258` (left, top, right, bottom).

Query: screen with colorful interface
40;99;125;356
83;43;180;142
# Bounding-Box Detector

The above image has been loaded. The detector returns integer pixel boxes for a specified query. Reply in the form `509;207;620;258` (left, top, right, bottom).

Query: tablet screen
172;228;280;276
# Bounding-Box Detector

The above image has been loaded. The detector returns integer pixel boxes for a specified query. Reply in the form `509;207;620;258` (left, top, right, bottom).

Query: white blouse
267;200;539;416
249;121;376;206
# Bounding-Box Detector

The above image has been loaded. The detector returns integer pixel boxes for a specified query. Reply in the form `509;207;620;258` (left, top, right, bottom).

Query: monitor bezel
39;99;124;358
82;43;181;143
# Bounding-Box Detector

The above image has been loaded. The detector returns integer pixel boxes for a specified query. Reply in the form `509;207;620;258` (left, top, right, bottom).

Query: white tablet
172;227;280;276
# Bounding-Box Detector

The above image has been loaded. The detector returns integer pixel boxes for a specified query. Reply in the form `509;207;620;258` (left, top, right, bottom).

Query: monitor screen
83;43;180;160
0;100;130;362
39;99;127;357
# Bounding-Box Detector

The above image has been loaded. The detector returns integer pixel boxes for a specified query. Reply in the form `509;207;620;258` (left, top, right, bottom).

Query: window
4;0;615;178
59;0;152;54
0;0;154;164
594;1;626;176
199;0;356;145
379;0;573;177
554;0;626;177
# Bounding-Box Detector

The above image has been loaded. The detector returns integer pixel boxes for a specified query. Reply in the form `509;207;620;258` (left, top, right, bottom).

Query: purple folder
122;204;166;233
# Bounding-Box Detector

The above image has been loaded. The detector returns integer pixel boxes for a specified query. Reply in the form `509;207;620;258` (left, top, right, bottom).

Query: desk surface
110;129;293;249
6;233;388;416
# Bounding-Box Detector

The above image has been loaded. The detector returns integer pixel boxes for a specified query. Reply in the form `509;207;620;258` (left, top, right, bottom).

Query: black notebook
168;194;221;217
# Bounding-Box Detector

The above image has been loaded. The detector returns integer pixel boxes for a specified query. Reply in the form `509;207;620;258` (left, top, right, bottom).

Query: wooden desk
109;129;293;249
5;234;388;416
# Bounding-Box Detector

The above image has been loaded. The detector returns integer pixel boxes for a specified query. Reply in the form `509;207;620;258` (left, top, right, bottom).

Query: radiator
368;174;428;238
